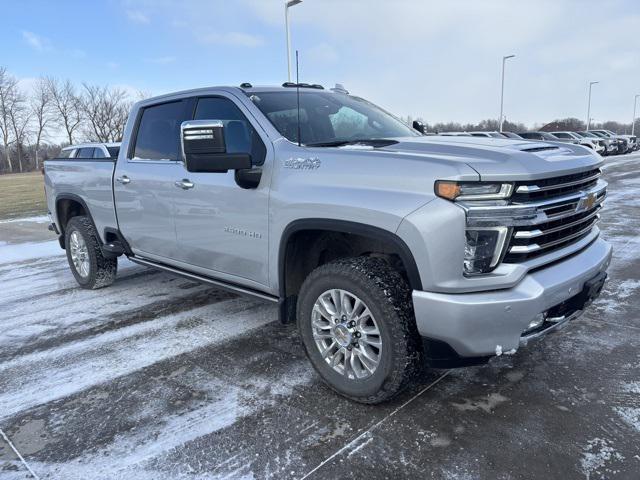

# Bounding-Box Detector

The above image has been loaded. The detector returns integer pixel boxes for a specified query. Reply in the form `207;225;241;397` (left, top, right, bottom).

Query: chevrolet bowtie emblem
576;193;596;212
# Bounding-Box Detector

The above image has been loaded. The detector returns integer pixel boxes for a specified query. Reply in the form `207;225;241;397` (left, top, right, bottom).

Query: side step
128;256;279;304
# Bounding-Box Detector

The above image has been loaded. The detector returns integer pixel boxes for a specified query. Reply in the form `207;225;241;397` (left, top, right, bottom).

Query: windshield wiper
305;139;398;148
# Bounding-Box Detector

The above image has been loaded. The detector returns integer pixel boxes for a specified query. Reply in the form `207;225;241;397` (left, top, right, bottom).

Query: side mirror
412;120;426;134
181;120;252;173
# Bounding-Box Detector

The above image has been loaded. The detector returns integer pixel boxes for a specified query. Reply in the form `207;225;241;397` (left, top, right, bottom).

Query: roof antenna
296;50;301;146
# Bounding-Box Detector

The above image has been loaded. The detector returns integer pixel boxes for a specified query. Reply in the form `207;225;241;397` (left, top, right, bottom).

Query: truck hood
375;135;603;181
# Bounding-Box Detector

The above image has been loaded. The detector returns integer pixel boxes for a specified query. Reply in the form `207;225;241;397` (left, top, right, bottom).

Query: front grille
503;183;606;262
462;168;607;268
511;168;601;202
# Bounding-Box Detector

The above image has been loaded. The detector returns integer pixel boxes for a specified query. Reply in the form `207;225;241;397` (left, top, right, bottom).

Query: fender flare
278;218;423;300
54;193;101;247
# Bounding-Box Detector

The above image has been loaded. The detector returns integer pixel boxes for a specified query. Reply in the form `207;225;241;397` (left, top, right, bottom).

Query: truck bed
44;158;118;243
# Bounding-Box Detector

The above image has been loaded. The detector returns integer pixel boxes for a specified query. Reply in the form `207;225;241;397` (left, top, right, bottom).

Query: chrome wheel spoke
320;341;337;359
311;289;382;381
361;335;382;348
69;230;90;278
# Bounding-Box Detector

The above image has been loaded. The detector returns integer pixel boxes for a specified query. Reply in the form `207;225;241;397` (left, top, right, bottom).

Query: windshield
248;90;419;145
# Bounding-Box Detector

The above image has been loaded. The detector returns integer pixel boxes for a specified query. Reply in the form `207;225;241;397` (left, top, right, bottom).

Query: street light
499;55;515;132
285;0;302;82
586;81;599;131
632;94;640;136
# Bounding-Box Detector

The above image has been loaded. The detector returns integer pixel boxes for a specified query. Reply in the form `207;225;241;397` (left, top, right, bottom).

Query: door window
76;148;95;158
133;101;188;161
194;97;266;165
93;148;107;158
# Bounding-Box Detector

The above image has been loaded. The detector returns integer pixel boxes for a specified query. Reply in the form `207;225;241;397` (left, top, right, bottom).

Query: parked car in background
517;131;560;142
59;142;121;160
469;131;505;138
499;132;524;139
43;83;611;404
590;129;637;153
574;132;610;155
551;131;605;154
588;131;627;155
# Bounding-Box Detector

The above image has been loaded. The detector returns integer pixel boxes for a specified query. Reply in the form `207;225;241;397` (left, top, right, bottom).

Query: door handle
174;179;194;190
116;175;131;185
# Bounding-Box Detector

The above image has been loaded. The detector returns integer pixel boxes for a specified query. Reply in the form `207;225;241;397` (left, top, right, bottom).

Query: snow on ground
0;239;63;263
0;215;49;225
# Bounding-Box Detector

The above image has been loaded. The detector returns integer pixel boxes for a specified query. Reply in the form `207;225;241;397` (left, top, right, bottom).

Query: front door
172;95;270;287
114;99;191;260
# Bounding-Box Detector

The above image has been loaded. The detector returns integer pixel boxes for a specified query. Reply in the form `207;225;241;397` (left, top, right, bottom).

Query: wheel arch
277;219;422;323
55;194;100;248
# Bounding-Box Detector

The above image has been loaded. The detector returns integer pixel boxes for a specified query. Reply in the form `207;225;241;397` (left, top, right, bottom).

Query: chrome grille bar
514;208;601;239
516;171;601;193
509;219;599;254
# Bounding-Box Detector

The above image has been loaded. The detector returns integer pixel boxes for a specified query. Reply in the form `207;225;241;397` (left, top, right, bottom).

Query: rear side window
107;146;120;158
194;97;266;166
76;148;95;158
133;101;187;160
93;148;107;158
58;149;75;158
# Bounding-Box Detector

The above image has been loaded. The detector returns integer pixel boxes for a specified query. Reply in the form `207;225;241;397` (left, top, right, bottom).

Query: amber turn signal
435;181;461;200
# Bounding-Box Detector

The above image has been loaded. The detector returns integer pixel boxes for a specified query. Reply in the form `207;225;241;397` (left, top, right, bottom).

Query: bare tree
81;84;131;142
9;88;31;173
31;78;52;169
0;67;18;172
46;77;83;144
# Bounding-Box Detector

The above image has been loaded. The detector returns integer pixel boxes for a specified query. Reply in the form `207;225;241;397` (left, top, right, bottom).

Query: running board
128;256;279;303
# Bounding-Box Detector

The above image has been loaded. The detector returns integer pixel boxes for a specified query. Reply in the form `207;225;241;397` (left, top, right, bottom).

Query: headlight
464;227;509;275
435;181;513;201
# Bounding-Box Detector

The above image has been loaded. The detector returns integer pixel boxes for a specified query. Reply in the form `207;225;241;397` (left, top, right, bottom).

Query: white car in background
551;131;605;154
469;131;505;138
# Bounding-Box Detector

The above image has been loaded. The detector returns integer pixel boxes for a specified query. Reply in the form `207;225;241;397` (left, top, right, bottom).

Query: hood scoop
519;146;560;153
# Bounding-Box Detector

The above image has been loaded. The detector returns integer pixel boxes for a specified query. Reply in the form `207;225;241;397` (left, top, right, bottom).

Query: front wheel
297;256;422;404
65;216;117;289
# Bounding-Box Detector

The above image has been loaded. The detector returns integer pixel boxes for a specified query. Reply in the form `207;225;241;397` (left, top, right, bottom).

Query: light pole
586;81;599;131
632;94;640;136
499;54;515;132
285;0;302;82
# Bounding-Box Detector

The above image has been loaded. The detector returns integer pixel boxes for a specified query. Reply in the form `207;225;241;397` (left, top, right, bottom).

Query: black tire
65;215;117;289
297;256;422;404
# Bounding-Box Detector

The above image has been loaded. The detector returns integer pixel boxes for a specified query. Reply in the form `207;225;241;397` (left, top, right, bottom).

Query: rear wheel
297;256;422;404
65;216;117;289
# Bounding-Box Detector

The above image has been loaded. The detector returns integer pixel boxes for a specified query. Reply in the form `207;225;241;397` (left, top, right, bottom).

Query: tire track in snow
0;297;278;422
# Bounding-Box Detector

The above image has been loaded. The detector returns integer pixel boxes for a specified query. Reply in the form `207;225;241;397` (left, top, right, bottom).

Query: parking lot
0;153;639;480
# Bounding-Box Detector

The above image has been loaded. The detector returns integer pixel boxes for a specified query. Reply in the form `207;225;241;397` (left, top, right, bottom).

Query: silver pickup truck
44;84;612;403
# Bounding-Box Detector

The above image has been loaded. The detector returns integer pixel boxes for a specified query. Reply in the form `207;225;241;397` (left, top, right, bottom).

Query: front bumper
412;237;612;357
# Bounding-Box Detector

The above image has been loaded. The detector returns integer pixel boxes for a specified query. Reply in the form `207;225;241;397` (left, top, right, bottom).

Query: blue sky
2;0;640;127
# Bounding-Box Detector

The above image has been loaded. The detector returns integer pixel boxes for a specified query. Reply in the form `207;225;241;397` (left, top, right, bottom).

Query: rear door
172;94;271;286
114;100;191;260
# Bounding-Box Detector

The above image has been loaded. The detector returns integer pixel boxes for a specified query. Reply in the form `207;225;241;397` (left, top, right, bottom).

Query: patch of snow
580;438;624;479
451;393;509;413
621;381;640;395
0;240;63;264
0;298;277;421
495;345;503;356
615;407;640;432
0;215;49;224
